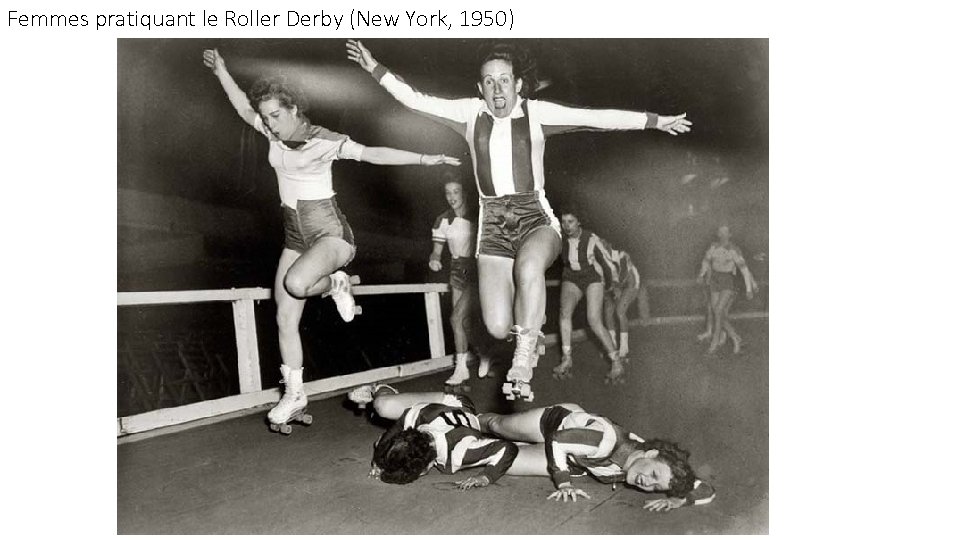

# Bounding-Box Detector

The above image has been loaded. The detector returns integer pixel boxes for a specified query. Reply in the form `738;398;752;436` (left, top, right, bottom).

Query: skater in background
478;404;716;511
347;385;518;489
697;225;758;355
553;211;624;383
602;242;642;362
202;48;460;431
428;175;492;388
347;39;691;401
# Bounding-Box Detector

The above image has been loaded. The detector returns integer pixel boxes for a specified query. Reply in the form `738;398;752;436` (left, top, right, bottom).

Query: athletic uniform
539;405;716;506
605;247;641;292
703;242;746;293
432;208;477;291
378;395;519;484
369;64;661;259
252;115;364;255
560;228;618;292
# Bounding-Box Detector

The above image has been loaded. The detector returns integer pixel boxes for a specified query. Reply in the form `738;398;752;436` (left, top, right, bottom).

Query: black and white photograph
114;38;769;534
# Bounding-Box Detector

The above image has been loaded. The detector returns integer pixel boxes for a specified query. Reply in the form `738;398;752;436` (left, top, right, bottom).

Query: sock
619;332;629;355
456;352;469;364
562;345;572;357
608;330;617;345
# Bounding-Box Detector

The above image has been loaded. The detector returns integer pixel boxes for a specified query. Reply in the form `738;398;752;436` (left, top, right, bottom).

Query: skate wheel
269;423;280;432
354;306;362;316
348;275;361;285
280;424;293;435
524;392;535;402
301;413;313;425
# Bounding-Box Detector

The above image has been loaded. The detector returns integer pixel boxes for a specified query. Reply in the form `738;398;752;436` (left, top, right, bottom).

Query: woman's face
625;455;673;492
561;214;581;237
478;59;522;118
445;182;464;211
258;98;300;140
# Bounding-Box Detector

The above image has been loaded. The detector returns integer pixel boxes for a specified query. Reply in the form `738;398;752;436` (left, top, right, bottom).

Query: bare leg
718;292;742;353
505;443;551;477
282;237;355;298
477;255;516;339
479;403;584;443
697;288;714;342
450;286;469;354
275;249;307;369
603;291;617;337
371;392;452;420
707;291;724;353
585;282;617;355
559;281;583;353
513;227;562;331
616;286;639;357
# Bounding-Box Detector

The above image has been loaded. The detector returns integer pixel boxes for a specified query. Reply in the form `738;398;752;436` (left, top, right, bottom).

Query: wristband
645;113;659;129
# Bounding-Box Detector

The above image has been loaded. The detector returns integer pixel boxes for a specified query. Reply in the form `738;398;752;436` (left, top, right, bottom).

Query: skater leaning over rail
347;39;691;402
202;48;459;433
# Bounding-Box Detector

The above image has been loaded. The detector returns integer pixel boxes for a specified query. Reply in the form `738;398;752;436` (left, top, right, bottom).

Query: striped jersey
252;115;364;208
704;242;746;274
562;228;618;279
545;410;716;505
606;246;641;289
371;65;659;198
379;399;519;484
432;209;476;259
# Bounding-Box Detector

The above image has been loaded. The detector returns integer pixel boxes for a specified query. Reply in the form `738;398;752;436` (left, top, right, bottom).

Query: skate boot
553;353;574;380
323;271;362;322
502;326;539;401
444;352;472;393
268;365;311;435
604;353;626;385
347;382;398;410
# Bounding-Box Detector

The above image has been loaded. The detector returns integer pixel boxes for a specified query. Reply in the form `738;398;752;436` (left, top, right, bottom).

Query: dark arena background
117;38;768;534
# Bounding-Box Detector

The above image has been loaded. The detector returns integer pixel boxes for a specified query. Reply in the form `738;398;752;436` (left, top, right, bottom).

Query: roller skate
553;353;574;380
604;353;626;385
347;382;398;410
444;352;472;393
323;271;362;322
502;325;540;401
267;365;312;435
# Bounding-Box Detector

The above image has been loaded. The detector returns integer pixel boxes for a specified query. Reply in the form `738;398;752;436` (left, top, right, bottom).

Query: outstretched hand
422;154;462;167
346;40;378;73
643;497;686;512
547;485;591;502
657;113;693;136
202;49;226;75
368;464;382;480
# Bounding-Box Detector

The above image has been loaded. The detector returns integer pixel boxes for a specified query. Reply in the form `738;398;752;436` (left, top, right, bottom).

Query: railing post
423;291;446;359
231;297;263;393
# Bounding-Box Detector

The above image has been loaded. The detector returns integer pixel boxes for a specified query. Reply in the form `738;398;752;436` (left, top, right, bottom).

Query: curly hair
638;439;697;498
247;77;308;117
373;429;437;485
477;42;539;98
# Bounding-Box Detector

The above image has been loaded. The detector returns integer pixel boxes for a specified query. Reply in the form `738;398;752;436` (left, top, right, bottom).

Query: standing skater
347;40;691;401
697;225;758;355
202;49;459;432
553;211;624;384
428;176;491;389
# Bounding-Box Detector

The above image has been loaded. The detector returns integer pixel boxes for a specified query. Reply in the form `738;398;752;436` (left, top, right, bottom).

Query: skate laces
510;326;537;365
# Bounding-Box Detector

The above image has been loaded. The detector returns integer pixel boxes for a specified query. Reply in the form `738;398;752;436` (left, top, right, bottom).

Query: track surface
118;321;768;534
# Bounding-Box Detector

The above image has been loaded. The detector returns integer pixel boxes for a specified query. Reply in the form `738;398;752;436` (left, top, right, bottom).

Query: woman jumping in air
347;40;691;401
202;49;459;432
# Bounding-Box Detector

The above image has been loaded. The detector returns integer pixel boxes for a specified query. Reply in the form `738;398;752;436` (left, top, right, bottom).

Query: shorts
449;257;477;291
710;271;736;293
539;405;575;439
282;197;355;256
477;192;561;259
562;268;603;292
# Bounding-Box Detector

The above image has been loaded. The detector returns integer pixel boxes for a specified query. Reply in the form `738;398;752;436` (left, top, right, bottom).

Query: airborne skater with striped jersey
347;40;692;401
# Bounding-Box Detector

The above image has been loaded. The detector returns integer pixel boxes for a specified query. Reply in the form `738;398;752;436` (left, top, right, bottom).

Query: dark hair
248;77;308;117
560;208;582;222
373;429;436;485
639;439;697;498
477;42;539;98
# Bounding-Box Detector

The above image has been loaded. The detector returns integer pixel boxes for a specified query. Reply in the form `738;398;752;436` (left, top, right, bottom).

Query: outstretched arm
202;49;258;127
535;100;692;136
359;147;461;167
347;40;477;123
